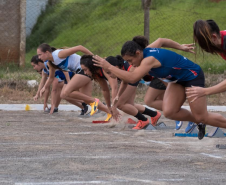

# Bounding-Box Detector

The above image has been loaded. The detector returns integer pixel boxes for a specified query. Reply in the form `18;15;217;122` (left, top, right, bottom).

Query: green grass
19;0;226;77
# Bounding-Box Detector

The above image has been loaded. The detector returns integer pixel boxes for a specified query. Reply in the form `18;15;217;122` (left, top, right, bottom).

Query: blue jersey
143;48;201;82
43;61;73;82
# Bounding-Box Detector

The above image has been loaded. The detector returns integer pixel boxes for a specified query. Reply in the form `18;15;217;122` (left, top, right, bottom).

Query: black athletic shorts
176;69;205;87
64;69;91;84
149;77;166;90
128;81;140;87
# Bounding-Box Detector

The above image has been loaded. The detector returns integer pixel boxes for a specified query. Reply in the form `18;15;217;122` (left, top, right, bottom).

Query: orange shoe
150;111;161;126
132;119;150;130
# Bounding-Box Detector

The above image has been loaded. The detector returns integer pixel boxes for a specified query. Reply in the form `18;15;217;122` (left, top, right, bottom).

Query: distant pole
20;0;26;67
142;0;152;43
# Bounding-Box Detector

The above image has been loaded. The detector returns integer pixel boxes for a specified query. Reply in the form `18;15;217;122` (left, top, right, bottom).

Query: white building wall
26;0;48;36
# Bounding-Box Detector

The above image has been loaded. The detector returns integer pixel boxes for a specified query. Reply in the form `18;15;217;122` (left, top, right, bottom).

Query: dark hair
193;19;225;55
121;36;148;56
37;43;61;70
31;55;43;64
80;55;101;79
38;43;56;53
105;55;124;69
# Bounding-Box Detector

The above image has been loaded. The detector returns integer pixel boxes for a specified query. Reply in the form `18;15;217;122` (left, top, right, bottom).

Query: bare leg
61;74;110;114
188;89;226;128
117;85;139;116
144;87;165;111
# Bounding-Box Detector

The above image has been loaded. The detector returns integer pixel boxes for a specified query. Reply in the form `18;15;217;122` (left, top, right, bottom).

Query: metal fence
1;0;226;104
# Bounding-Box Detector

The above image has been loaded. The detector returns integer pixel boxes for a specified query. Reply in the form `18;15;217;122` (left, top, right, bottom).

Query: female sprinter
107;55;194;132
80;55;161;129
93;36;226;140
37;44;113;120
187;19;226;101
31;55;87;114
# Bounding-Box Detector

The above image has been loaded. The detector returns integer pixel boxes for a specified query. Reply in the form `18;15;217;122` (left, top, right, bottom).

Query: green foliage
25;0;226;74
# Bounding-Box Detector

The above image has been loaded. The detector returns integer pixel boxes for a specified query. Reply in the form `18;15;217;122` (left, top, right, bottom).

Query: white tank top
52;49;81;72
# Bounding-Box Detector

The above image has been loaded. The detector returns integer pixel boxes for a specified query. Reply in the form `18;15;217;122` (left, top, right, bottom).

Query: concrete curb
1;104;226;112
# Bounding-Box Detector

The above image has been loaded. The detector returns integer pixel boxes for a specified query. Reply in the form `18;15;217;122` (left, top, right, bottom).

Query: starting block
145;122;173;130
216;144;226;149
174;126;226;138
92;120;109;124
207;127;226;138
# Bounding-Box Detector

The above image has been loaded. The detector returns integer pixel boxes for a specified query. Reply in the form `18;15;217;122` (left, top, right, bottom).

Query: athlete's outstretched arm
147;38;195;54
93;55;155;84
96;77;111;108
103;70;118;100
40;64;55;97
186;79;226;102
58;45;93;58
34;71;48;101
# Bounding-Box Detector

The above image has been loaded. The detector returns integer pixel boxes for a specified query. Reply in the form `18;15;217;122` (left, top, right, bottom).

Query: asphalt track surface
0;110;226;185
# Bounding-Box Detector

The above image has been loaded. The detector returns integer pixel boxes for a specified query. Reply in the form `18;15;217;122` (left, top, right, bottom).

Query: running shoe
105;113;112;121
83;105;91;115
185;121;196;133
80;109;85;115
197;123;206;140
90;98;99;116
132;119;150;130
45;107;58;113
150;111;161;126
175;121;183;130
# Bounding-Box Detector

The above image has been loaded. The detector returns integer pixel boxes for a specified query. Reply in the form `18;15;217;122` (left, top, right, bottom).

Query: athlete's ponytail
121;35;148;56
132;36;149;49
38;43;56;53
106;55;124;69
30;55;43;65
193;19;224;55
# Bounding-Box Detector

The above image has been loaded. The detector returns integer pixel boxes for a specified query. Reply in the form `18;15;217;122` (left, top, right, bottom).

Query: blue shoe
185;122;196;133
175;121;183;130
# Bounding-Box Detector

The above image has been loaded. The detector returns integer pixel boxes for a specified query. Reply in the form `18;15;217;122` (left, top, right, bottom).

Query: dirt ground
0;110;226;185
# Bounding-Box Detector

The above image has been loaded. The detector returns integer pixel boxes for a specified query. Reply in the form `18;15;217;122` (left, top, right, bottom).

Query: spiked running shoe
175;121;183;130
132;119;150;130
84;105;91;115
197;123;206;140
90;98;99;116
150;111;161;126
105;113;112;121
45;107;58;113
185;122;196;133
80;109;85;115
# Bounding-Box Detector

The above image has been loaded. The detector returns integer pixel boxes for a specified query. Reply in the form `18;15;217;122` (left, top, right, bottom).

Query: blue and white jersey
42;60;73;82
52;49;81;72
43;60;50;75
143;48;201;83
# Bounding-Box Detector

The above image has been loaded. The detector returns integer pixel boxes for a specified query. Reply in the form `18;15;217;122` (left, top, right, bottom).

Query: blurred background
0;0;226;105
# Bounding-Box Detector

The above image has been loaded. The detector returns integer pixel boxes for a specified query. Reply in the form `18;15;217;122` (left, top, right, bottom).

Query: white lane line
68;132;107;135
147;140;171;146
111;131;128;136
15;181;110;185
200;153;223;159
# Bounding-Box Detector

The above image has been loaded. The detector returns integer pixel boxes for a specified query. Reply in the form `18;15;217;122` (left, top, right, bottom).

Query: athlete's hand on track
112;96;119;107
186;86;206;103
93;55;111;70
33;94;39;101
49;107;54;114
40;87;45;97
111;106;121;121
43;103;49;111
181;43;195;54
